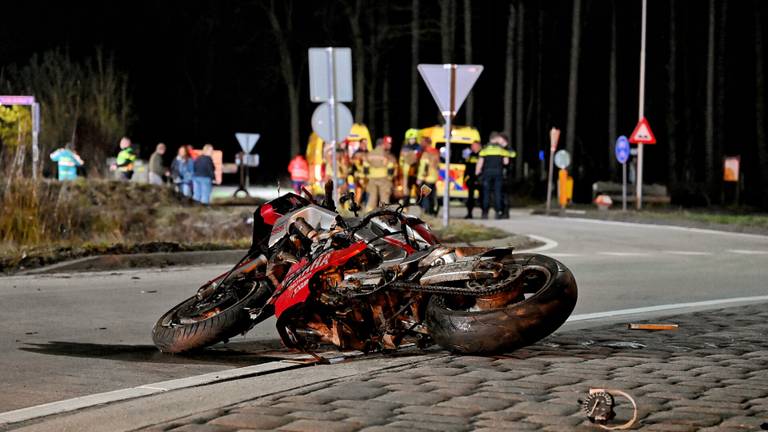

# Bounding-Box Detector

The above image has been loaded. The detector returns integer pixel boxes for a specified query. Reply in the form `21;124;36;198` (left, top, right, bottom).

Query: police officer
476;132;512;219
364;137;397;212
416;137;439;216
399;128;421;206
463;140;482;219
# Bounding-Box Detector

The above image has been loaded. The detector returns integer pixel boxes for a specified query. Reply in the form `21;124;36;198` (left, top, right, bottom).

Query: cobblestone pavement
143;304;768;431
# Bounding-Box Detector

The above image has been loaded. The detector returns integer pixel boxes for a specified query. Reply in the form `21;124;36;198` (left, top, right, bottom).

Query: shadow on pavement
19;339;288;366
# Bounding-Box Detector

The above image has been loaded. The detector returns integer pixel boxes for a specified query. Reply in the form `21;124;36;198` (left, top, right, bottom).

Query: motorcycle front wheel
425;253;578;354
151;279;269;353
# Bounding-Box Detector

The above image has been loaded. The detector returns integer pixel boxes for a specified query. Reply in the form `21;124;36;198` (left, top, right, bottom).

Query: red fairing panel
274;241;368;318
260;204;283;225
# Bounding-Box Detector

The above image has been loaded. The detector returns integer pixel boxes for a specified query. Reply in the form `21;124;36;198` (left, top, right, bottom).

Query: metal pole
327;48;339;204
443;65;456;227
635;0;647;210
622;161;627;211
545;149;554;214
31;102;40;180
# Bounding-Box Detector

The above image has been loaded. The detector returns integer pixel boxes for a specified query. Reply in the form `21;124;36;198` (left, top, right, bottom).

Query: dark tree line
0;0;766;208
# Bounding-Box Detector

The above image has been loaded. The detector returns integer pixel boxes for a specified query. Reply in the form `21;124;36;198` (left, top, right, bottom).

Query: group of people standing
287;129;515;219
113;137;217;205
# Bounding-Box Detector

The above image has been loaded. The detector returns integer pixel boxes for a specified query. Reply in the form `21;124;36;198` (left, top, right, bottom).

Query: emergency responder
350;141;369;207
113;137;137;181
399;128;421;206
476;132;512;219
324;141;350;194
416;137;439;216
49;143;84;181
499;137;518;218
288;153;309;193
463;140;482;218
363;137;396;212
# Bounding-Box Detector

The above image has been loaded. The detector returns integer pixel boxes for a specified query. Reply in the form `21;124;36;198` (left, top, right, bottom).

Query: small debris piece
628;323;678;331
602;341;646;349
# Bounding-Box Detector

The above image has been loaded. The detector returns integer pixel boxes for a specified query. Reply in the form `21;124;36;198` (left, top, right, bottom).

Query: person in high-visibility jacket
50;144;84;181
363;137;397;212
350;140;369;207
399;128;421;206
113;137;137;181
287;154;309;193
416;137;439;216
476;132;513;219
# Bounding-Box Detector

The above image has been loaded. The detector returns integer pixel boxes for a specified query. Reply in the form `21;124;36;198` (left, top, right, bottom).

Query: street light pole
635;0;647;210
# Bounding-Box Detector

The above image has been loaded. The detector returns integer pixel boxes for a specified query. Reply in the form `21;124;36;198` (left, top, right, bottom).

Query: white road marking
727;249;768;255
520;234;559;253
568;295;768;322
598;252;651;257
662;251;712;256
0;361;299;426
543;216;768;240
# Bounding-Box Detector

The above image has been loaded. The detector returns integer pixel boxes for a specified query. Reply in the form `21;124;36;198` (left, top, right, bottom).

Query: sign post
615;135;630;211
545;128;561;214
309;47;353;204
234;133;261;197
418;64;483;226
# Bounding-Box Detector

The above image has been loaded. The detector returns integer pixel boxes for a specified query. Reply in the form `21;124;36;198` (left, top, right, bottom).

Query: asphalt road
0;212;766;413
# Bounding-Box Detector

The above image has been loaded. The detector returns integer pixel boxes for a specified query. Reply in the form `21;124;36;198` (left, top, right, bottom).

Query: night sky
1;1;765;205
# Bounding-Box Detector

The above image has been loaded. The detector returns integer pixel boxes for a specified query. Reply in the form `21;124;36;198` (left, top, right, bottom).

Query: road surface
0;212;765;413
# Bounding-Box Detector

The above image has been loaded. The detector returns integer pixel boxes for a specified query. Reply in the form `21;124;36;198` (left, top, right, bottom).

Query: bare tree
514;0;525;179
666;0;678;186
410;0;420;127
503;3;517;139
346;0;366;122
755;0;768;206
565;0;582;159
463;0;474;125
704;0;716;190
608;0;618;180
440;0;456;63
265;0;300;157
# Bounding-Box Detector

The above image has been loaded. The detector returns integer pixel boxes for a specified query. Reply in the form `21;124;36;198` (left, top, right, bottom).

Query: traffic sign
235;133;260;154
629;117;656;144
615;135;630;164
418;64;483;117
309;48;353;103
554;149;571;169
0;95;35;105
311;102;353;143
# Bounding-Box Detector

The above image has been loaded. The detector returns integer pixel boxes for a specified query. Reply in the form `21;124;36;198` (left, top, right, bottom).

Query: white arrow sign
418;64;483;116
235;133;260;154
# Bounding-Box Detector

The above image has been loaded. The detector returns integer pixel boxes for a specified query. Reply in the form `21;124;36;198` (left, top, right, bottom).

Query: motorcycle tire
425;253;577;354
152;281;265;354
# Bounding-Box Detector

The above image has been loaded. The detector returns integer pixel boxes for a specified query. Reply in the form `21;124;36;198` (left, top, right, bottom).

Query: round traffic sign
311;102;354;143
554;149;571;169
615;135;630;164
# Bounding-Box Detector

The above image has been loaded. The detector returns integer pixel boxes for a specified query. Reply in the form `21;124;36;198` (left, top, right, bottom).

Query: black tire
425;253;578;354
151;281;265;354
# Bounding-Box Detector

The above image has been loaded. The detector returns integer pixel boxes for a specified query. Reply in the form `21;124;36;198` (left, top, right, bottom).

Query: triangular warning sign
629;117;657;144
418;64;483;117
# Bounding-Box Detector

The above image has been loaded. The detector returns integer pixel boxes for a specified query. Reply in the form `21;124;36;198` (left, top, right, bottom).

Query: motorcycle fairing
273;241;368;318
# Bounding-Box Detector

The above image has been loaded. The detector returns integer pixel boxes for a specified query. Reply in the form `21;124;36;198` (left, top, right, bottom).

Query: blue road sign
615;135;630;164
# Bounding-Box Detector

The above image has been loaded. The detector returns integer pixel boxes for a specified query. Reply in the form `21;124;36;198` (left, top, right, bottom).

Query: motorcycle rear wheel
425;253;577;354
152;280;266;353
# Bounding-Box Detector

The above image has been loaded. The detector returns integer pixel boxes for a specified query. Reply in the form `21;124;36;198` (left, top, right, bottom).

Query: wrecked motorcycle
152;189;578;355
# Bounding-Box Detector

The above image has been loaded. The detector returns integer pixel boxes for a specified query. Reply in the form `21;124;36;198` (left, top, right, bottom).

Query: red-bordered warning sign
629;117;657;144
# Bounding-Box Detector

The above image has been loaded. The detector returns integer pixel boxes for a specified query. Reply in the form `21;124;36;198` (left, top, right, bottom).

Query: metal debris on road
582;388;638;430
628;323;679;330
